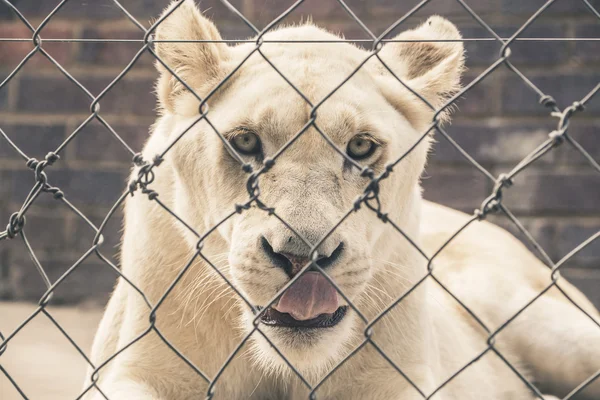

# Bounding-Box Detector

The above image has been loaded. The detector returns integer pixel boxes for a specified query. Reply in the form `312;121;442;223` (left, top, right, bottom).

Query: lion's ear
376;16;465;122
154;0;230;115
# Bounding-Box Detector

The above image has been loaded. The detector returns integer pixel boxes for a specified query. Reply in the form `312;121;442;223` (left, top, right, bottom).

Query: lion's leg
501;284;600;399
84;279;127;390
83;378;162;400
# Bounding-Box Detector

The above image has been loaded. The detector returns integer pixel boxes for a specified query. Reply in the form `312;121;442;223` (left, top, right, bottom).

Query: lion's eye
231;132;261;155
347;136;376;160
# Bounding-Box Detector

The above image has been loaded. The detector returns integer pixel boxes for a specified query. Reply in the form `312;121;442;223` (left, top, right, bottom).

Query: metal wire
1;37;600;42
0;0;599;399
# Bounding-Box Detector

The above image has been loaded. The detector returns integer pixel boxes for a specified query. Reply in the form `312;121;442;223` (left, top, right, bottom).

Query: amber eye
231;131;261;155
347;135;376;160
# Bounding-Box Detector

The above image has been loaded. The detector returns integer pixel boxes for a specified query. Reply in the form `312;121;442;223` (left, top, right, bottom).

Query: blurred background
0;0;598;398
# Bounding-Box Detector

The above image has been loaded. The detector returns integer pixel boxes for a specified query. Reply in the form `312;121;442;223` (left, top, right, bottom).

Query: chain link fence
0;0;599;399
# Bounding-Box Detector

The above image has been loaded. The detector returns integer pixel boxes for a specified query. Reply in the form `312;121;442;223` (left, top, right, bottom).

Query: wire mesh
0;0;599;399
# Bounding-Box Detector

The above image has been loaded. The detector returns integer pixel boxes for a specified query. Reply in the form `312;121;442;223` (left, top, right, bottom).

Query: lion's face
154;0;463;375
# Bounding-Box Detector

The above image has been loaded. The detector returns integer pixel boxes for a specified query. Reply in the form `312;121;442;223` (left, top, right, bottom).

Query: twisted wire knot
246;173;261;199
539;95;557;109
142;187;158;200
44;186;64;199
6;213;25;239
475;197;501;221
26;152;60;184
475;174;512;221
152;155;164;167
132;153;145;166
548;130;564;145
235;203;250;214
492;173;513;201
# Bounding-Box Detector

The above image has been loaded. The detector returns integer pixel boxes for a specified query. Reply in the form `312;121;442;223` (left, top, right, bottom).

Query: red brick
0;123;66;160
369;0;498;18
574;23;600;63
69;207;123;258
78;27;153;68
501;0;596;15
500;169;600;213
71;119;147;163
502;73;600;115
556;121;600;166
0;23;75;68
453;70;501;116
556;222;600;268
9;254;116;304
421;168;491;212
431;120;557;166
561;268;600;310
17;75;157;116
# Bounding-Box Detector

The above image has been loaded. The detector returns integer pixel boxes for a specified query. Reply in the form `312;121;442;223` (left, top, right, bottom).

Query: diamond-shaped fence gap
0;23;75;81
0;301;101;399
12;69;95;120
5;212;114;305
67;119;146;172
68;51;157;121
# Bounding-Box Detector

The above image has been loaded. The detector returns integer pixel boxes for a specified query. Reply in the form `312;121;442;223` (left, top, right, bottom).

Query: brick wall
0;0;598;306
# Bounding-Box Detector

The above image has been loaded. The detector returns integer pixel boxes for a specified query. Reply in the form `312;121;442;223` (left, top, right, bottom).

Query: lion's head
151;0;464;375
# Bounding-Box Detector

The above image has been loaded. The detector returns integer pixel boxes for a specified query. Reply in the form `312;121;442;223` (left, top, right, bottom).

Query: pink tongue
274;272;339;321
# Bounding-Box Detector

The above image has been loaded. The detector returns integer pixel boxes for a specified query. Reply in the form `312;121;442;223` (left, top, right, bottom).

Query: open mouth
258;306;348;329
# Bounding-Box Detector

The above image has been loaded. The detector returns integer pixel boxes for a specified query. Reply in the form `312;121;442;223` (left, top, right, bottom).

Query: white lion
85;1;600;399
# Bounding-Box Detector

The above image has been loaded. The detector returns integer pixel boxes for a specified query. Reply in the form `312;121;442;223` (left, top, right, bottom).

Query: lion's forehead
229;27;370;92
216;60;391;148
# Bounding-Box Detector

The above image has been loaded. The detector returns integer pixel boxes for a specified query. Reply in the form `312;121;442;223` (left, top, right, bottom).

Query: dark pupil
242;135;252;144
354;139;367;152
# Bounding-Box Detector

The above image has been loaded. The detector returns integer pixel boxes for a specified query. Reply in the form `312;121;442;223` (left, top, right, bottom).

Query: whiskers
171;251;240;335
357;258;430;336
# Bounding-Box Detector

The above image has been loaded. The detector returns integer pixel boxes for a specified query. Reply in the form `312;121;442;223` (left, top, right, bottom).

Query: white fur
84;2;600;399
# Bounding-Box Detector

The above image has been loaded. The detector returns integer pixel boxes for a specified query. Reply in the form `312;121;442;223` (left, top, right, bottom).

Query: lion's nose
260;236;344;278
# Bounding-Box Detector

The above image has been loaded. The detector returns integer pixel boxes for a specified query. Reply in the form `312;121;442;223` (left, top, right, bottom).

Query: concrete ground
0;302;103;400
